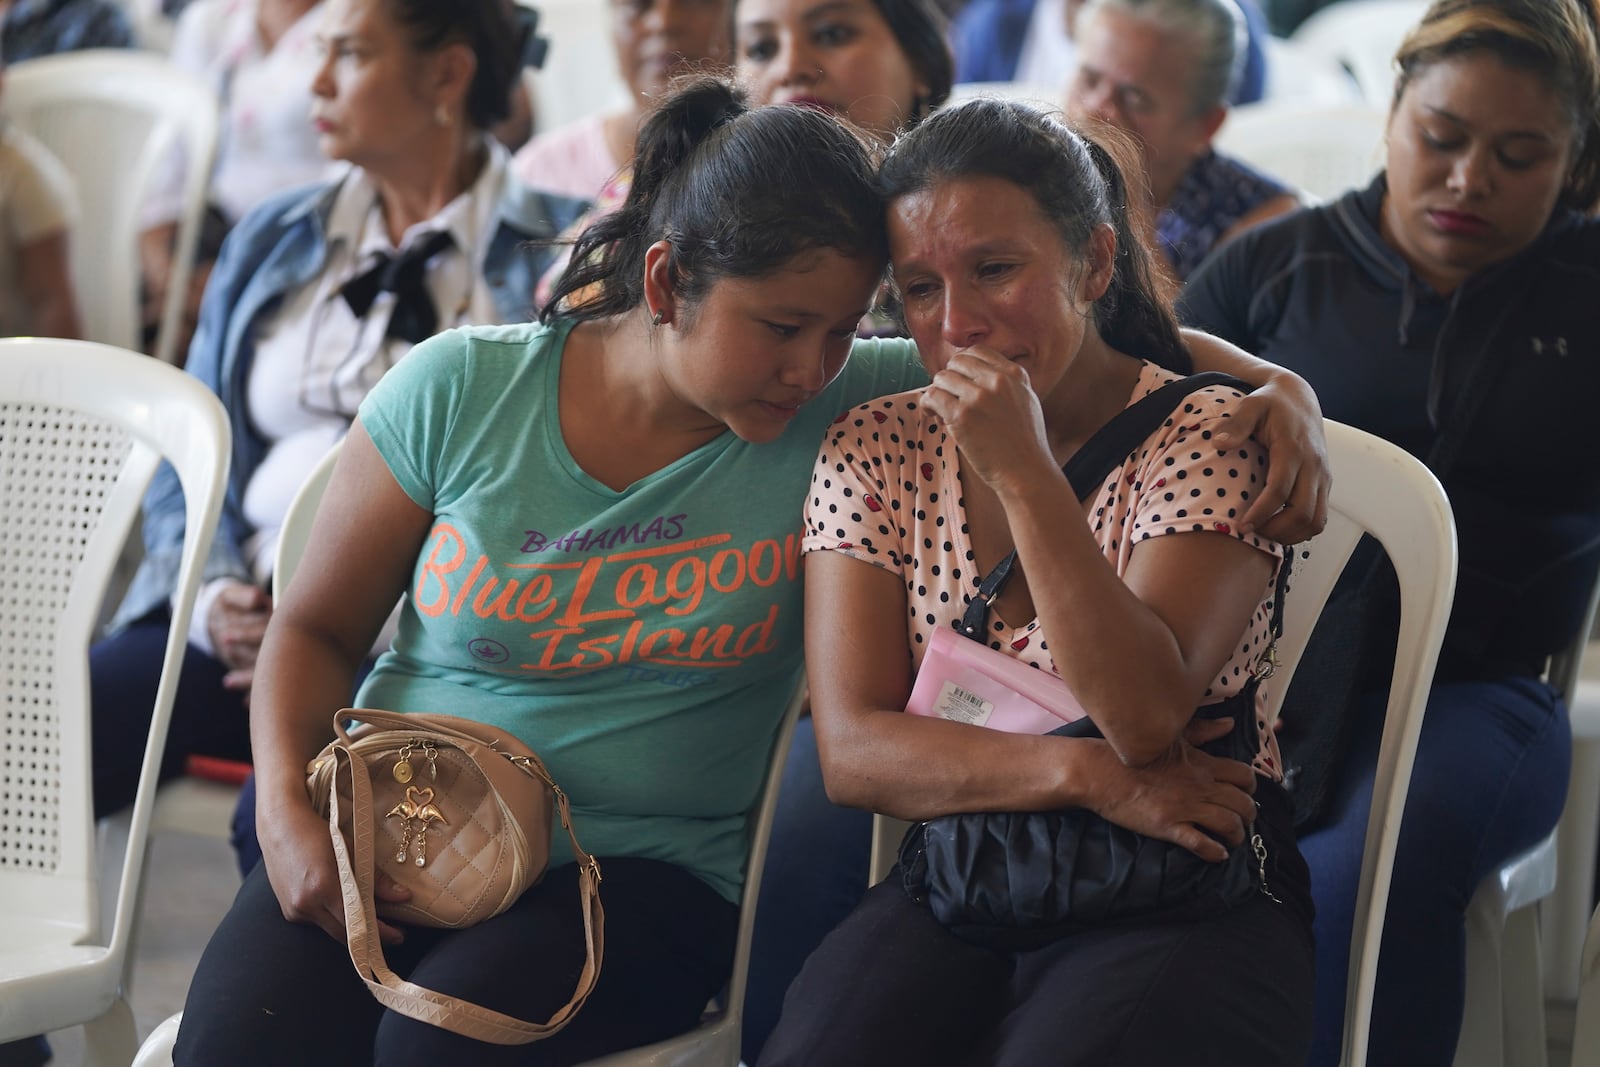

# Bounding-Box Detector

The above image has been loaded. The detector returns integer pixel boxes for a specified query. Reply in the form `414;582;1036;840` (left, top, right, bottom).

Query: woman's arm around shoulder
1180;327;1329;543
249;421;432;945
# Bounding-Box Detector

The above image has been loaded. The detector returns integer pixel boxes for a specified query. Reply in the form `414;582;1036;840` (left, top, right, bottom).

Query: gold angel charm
386;785;448;866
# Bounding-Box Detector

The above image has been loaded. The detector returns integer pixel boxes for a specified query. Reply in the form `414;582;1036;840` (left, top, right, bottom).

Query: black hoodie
1180;175;1600;682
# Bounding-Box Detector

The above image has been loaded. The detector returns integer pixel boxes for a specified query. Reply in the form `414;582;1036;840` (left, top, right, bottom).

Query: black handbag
898;372;1288;951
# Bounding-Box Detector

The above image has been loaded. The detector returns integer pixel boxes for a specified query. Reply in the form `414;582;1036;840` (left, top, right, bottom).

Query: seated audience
89;0;583;826
1066;0;1297;279
951;0;1268;105
760;97;1313;1067
0;58;80;340
1178;0;1600;1061
0;0;131;61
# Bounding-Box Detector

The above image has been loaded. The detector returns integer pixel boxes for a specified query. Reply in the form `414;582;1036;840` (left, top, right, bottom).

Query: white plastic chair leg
1454;833;1557;1067
82;996;139;1067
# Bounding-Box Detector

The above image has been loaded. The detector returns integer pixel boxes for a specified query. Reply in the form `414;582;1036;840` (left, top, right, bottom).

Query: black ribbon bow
338;229;456;345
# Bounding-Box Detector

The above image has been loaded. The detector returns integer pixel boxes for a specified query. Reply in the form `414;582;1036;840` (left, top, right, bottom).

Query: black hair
875;0;956;123
541;76;888;322
385;0;529;129
878;98;1189;372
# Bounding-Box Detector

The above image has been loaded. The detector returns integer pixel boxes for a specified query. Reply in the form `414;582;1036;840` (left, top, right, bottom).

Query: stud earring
652;310;666;326
435;103;452;127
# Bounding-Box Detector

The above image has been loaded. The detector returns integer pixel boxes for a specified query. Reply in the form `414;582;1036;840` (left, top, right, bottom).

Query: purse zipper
1252;832;1284;904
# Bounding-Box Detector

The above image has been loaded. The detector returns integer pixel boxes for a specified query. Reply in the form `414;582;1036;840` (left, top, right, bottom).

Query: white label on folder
933;681;996;727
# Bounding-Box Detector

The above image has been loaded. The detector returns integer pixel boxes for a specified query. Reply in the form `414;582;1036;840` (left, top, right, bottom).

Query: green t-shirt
356;319;924;900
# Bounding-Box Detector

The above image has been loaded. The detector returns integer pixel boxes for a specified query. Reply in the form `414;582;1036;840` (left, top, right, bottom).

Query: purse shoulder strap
960;370;1254;639
326;731;605;1045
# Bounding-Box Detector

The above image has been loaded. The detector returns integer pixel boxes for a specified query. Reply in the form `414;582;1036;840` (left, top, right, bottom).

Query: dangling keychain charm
393;741;415;784
385;785;448;868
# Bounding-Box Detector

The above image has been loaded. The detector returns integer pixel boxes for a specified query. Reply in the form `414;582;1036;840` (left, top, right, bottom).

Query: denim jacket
113;170;586;630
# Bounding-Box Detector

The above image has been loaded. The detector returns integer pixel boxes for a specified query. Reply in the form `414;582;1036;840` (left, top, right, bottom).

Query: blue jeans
1299;676;1571;1066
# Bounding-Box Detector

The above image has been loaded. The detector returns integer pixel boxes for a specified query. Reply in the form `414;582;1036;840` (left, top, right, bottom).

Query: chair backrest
0;337;228;974
1257;420;1458;1067
867;420;1457;1067
0;50;219;365
1214;102;1388;203
1260;36;1367;106
272;442;343;602
1288;0;1428;109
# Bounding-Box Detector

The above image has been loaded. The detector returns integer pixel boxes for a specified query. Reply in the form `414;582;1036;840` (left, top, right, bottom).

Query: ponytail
541;76;888;323
1079;129;1189;371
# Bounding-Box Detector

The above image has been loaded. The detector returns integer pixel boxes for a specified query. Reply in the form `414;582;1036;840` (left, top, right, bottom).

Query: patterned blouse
1158;150;1293;281
801;361;1289;778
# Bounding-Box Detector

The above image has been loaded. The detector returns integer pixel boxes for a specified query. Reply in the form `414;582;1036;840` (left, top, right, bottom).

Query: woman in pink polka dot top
761;100;1314;1067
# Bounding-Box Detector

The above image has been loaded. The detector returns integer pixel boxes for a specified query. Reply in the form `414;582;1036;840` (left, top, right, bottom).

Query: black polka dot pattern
800;368;1290;779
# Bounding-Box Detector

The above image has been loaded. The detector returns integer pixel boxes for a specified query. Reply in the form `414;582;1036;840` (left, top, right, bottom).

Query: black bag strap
959;371;1255;641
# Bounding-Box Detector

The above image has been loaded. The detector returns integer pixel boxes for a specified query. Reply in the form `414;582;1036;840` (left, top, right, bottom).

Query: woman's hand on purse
1085;729;1257;863
259;798;411;945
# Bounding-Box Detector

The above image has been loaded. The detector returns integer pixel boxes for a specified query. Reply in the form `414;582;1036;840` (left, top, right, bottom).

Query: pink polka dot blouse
802;361;1289;780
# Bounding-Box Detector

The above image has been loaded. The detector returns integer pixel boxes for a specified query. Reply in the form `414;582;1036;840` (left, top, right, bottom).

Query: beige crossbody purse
307;709;604;1044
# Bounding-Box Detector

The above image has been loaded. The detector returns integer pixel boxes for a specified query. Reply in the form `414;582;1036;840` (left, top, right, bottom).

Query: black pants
177;857;738;1066
761;789;1315;1067
89;611;252;817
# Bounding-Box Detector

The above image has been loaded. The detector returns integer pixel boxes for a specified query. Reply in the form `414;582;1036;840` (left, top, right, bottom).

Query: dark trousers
1299;676;1571;1066
741;715;873;1063
89;611;251;817
177;857;738;1066
761;781;1315;1067
761;874;1314;1067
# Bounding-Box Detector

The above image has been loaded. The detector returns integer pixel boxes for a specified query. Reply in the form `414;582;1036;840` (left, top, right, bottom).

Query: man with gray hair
1068;0;1298;277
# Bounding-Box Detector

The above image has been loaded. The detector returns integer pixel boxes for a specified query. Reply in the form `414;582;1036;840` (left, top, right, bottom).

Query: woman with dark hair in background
735;0;954;143
1180;0;1600;1060
760;97;1314;1067
90;0;582;827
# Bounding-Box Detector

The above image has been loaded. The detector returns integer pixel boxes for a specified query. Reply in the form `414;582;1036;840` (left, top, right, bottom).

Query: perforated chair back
0;338;228;1062
1215;102;1388;204
867;420;1457;1067
0;50;218;365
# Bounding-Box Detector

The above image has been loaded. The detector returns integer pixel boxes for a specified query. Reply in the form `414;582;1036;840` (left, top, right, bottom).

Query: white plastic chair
1549;637;1600;1005
1260;36;1367;106
133;439;809;1064
0;338;229;1066
1288;0;1428;110
1214;102;1388;203
1571;898;1600;1067
0;50;219;365
1453;583;1600;1067
868;419;1458;1067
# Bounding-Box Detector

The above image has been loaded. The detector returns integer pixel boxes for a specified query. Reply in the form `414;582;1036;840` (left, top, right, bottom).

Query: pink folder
905;626;1089;734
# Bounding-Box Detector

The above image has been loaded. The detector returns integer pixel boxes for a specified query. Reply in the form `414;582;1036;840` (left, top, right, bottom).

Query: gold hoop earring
651;310;665;327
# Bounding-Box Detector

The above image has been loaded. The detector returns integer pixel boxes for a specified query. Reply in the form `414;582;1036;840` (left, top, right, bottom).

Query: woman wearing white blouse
89;0;585;820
